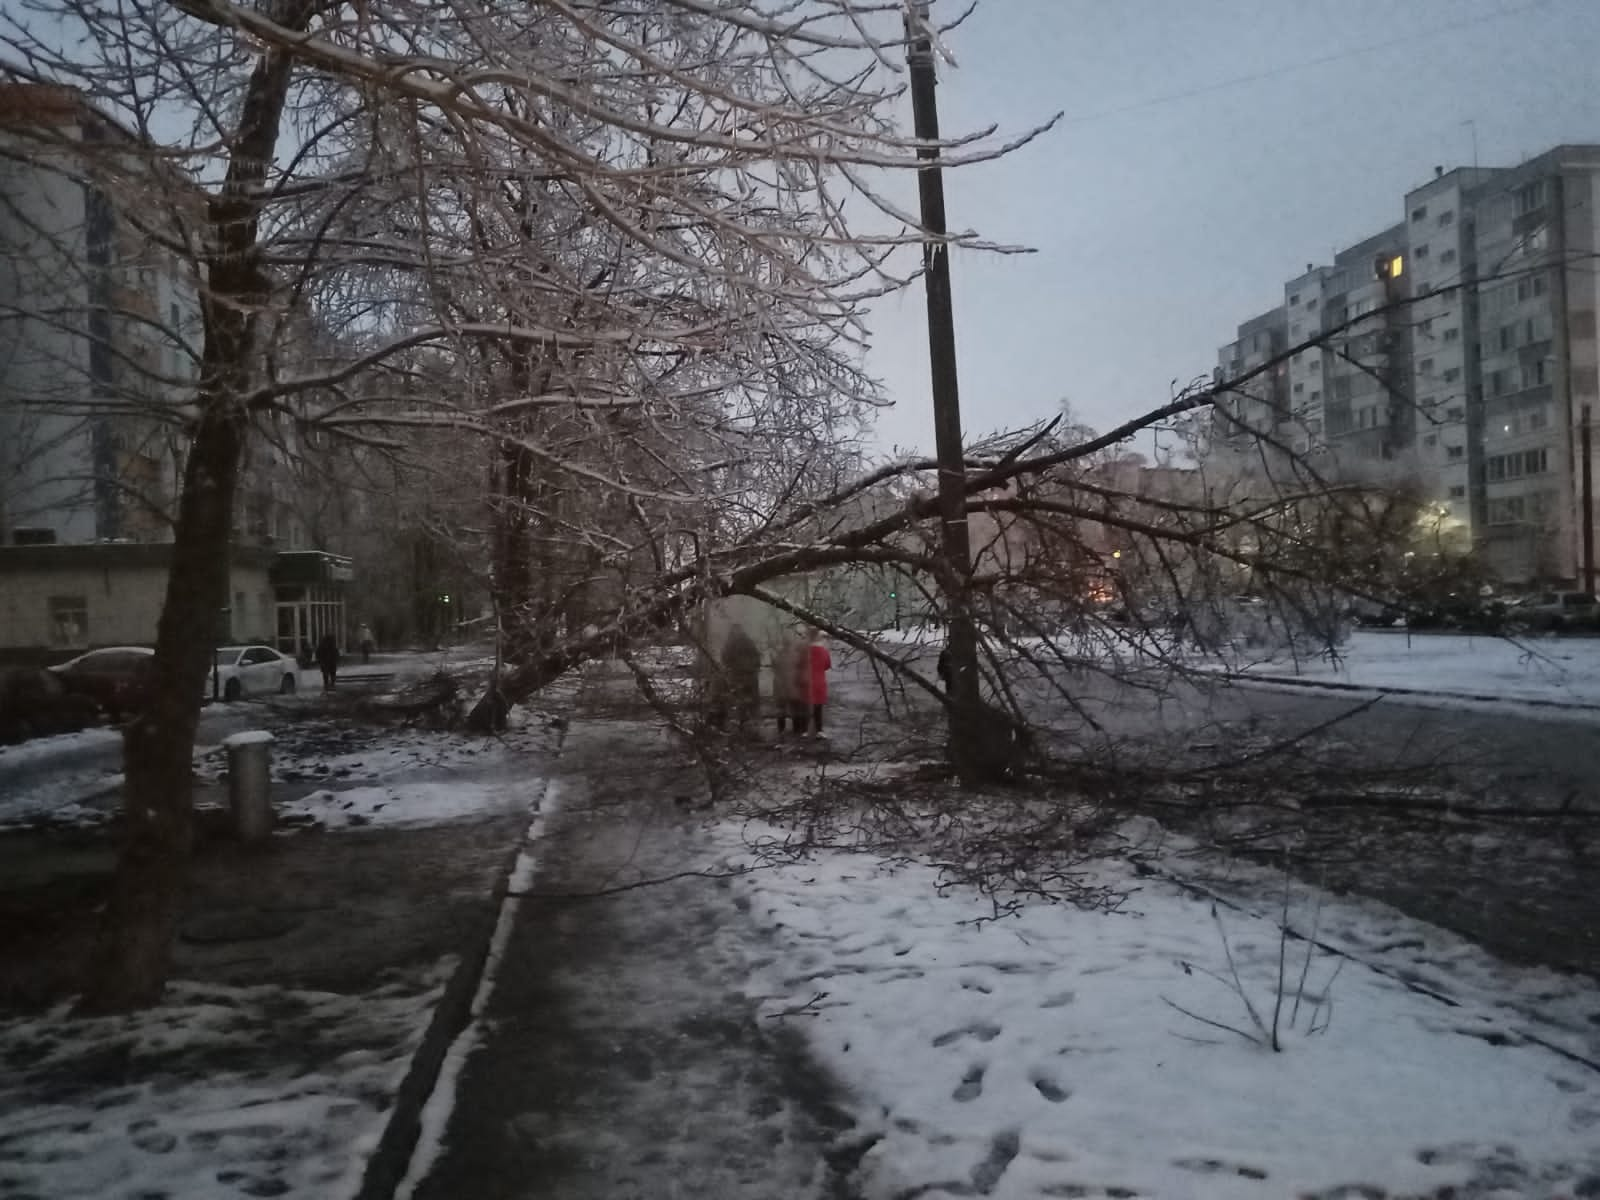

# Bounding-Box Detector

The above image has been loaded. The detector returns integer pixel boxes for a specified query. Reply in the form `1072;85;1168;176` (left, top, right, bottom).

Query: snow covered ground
729;818;1600;1199
876;624;1600;711
0;965;450;1199
1234;631;1600;708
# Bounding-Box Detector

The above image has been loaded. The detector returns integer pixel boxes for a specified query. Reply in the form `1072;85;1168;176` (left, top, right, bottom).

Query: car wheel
224;677;242;702
279;673;296;695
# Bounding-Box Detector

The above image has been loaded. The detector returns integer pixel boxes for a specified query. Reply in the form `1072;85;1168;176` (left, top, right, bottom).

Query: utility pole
1583;405;1594;593
906;1;987;781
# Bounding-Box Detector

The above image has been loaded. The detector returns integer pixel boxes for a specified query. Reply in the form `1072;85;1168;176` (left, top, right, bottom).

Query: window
1516;275;1548;302
1487;448;1550;480
1499;325;1516;352
1443;367;1461;383
1419;318;1434;335
1440;249;1457;265
1412;205;1428;222
1423;434;1438;448
1529;406;1550;430
1290;292;1300;306
49;596;88;647
1446;406;1466;422
169;301;180;327
243;647;278;666
1443;327;1460;343
1418;358;1435;374
1449;485;1466;499
1439;209;1455;227
1515;180;1548;215
1307;297;1320;309
1488;496;1527;525
1309;390;1321;403
1415;244;1430;259
1446;444;1466;460
1310;359;1321;372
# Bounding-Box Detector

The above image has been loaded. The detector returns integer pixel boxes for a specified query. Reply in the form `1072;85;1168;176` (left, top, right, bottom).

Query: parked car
207;645;298;702
1508;591;1599;631
50;646;155;721
0;668;100;744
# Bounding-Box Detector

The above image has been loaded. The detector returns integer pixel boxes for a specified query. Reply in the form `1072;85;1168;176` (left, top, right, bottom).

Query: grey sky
866;0;1600;455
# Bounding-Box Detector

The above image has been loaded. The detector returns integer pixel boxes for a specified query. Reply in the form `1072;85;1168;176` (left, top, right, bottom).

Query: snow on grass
0;964;451;1200
1232;631;1600;707
280;780;537;830
0;767;120;830
729;835;1600;1199
0;726;121;768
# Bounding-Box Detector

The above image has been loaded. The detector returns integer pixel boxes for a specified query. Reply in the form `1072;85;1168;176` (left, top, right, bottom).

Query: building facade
0;83;358;657
1212;145;1600;588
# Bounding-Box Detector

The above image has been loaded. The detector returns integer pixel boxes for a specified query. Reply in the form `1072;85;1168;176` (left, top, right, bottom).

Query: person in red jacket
804;629;833;738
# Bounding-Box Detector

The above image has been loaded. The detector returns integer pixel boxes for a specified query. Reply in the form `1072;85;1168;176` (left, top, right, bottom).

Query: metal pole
906;2;985;781
1583;405;1594;593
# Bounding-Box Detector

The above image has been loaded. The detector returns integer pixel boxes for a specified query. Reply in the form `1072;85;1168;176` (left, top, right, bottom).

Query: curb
1223;671;1600;715
353;719;572;1200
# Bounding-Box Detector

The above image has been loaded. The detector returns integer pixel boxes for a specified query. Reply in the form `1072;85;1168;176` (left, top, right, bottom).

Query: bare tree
1;0;1044;1008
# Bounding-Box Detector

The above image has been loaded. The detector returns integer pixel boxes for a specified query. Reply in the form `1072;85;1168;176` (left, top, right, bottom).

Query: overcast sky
863;0;1600;455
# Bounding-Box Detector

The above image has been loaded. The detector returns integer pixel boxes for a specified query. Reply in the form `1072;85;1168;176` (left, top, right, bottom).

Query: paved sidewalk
405;703;860;1200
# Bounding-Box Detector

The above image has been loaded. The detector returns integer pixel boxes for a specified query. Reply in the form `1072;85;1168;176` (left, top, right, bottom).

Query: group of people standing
712;626;832;739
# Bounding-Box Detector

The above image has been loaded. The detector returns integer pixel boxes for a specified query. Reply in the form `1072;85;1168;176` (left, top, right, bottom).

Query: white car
208;645;298;701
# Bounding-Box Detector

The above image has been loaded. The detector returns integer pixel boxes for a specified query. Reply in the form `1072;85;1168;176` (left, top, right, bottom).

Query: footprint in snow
1031;1071;1070;1103
953;1063;986;1102
960;977;994;995
1040;990;1076;1009
932;1022;1002;1048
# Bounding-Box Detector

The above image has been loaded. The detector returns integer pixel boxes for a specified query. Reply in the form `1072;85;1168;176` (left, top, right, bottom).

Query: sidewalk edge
353;718;570;1200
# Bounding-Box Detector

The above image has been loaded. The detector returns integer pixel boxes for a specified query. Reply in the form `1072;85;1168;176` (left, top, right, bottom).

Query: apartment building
0;83;361;656
1215;307;1288;448
1212;144;1600;587
0;83;204;547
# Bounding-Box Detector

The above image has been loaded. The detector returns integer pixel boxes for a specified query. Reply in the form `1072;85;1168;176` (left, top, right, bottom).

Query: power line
1059;0;1568;128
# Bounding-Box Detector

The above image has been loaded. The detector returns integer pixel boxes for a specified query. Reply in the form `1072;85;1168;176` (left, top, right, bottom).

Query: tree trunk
79;409;244;1011
488;434;528;647
77;2;312;1012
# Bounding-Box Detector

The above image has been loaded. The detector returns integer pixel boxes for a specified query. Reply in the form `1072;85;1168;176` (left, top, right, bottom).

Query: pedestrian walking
772;629;808;737
804;629;832;738
315;633;340;692
357;622;375;665
721;626;762;730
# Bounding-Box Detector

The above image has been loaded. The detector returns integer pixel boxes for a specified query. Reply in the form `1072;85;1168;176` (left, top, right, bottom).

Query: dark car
50;646;155;721
0;668;101;745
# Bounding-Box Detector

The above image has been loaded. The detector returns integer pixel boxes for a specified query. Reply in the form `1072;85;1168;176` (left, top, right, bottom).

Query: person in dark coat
316;633;340;692
722;626;762;729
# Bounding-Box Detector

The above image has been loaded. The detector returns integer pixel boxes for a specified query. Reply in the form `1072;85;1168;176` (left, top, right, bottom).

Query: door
241;647;279;695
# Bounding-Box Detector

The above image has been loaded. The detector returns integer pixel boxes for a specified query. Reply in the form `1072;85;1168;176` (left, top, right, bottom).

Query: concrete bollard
222;730;275;842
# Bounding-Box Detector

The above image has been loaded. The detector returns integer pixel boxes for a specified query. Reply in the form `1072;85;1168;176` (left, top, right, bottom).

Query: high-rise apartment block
1214;146;1600;588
